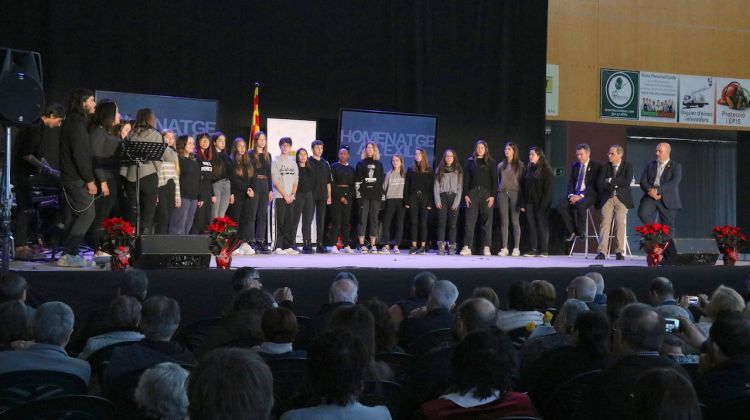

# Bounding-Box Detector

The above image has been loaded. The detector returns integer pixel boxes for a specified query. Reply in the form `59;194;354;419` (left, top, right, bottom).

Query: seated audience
0;301;90;384
281;330;391;419
585;271;607;305
330;304;393;381
188;348;273;420
134;362;189;420
582;303;688;420
530;279;557;314
309;273;359;337
606;286;637;327
660;333;699;367
389;271;436;326
399;280;458;347
694;310;750;405
78;295;144;359
520;298;589;371
364;298;403;353
472;287;500;308
420;329;539;419
231;266;263;292
255;306;306;360
0;301;31;350
649;277;693;321
566;276;603;313
0;272;36;319
120;269;149;302
631;368;702;420
495;281;543;339
696;285;745;336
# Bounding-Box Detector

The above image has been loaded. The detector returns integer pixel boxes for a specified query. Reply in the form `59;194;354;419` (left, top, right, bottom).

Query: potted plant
635;223;670;267
207;216;244;269
101;217;135;270
712;225;746;266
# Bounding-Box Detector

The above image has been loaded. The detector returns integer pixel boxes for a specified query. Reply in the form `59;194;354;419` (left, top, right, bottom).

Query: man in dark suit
558;143;602;241
638;142;682;228
595;145;634;260
399;280;459;348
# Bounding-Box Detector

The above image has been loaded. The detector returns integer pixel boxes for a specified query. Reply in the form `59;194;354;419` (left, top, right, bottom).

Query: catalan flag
250;83;260;145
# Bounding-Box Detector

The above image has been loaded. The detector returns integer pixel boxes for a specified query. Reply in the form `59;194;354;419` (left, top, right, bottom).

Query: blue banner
95;90;218;135
339;109;438;168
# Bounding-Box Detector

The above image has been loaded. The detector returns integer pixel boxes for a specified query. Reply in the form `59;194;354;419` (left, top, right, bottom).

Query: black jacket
521;163;553;208
60;113;94;183
566;159;602;201
694;354;750;405
178;156;201;200
331;162;356;200
405;168;435;207
309;157;332;200
229;160;253;195
463;156;498;197
597;160;634;208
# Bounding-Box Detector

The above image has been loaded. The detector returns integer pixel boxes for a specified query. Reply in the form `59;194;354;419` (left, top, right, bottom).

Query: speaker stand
1;125;14;273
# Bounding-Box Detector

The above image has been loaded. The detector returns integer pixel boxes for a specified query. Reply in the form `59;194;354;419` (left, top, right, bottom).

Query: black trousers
61;180;96;256
408;192;430;243
125;173;159;235
249;181;269;242
228;191;257;242
88;175;120;246
313;198;328;246
436;192;458;244
190;196;213;235
12;176;33;247
293;191;314;245
463;187;493;248
638;196;677;229
275;198;295;249
525;203;549;253
154;179;176;234
330;195;353;246
382;198;405;245
358;198;381;240
557;194;595;236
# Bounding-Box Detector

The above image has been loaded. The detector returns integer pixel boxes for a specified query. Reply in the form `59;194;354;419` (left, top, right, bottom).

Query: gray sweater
120;128;163;182
271;155;299;199
383;170;405;199
498;161;524;192
434;171;462;208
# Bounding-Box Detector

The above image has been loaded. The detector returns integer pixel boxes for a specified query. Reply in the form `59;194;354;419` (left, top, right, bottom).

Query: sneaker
393;246;401;254
379;245;390;254
359;245;369;254
483;246;491;256
273;248;286;255
316;245;330;254
537;252;549;258
511;248;521;257
57;254;87;268
417;246;426;255
498;248;509;257
448;244;456;255
239;243;255;255
302;245;314;254
232;247;244;256
437;241;445;256
459;246;472;256
408;246;417;255
285;248;300;255
370;245;378;254
344;246;355;254
565;233;577;242
523;252;536;257
330;246;340;254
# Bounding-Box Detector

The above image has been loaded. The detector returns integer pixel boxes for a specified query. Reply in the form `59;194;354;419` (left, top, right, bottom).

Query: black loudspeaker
0;48;44;124
662;238;720;266
133;235;211;269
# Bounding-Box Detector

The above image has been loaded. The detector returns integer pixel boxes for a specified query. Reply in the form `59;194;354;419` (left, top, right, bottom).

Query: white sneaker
394;246;400;254
459;246;472;256
57;254;87;268
359;245;369;254
285;248;300;255
498;248;509;256
273;248;286;255
370;245;378;254
483;246;491;256
344;246;355;254
511;248;521;257
240;243;255;255
232;247;244;256
331;246;340;254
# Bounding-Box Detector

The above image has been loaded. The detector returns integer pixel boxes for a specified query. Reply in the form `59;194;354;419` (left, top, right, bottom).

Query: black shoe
316;244;329;254
565;233;577;242
595;252;606;260
258;243;272;254
616;253;625;260
409;246;417;255
302;245;314;254
417;246;426;255
578;233;586;240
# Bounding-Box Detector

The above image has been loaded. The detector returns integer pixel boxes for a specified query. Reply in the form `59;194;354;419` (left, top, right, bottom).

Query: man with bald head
567;276;603;313
638;142;682;228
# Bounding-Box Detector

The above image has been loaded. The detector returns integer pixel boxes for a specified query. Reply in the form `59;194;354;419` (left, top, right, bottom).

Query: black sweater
331;162;356;199
90;126;121;182
60;113;94;183
355;157;385;200
179;156;201;200
229;158;253;195
211;151;232;183
521;163;553;207
249;150;273;190
309;157;332;200
405;168;435;206
297;164;313;193
463;156;498;197
196;155;214;200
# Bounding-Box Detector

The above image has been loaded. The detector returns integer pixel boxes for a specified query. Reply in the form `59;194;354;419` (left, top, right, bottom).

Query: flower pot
723;248;739;266
110;246;130;271
216;251;232;270
644;244;665;267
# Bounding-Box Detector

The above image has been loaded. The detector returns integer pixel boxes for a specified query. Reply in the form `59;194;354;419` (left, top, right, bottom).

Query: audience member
310;275;358;336
364;298;403;353
566;276;603;313
188;348;273;420
281;330;391;419
134;362;189;420
120;269;149;302
472;286;500;308
631;368;702;420
399;280;458;347
585;271;607;305
530;279;557;314
420;330;538;418
0;301;31;350
78;295;144;359
660;333;699;367
520;298;589;371
231;266;262;292
697;285;745;335
330;304;393;380
255;306;306;361
649;277;693;321
0;301;91;384
495;281;543;334
0;272;36;319
389;271;436;326
606;286;637;327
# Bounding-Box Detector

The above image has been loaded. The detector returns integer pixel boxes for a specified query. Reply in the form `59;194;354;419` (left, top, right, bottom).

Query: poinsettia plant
207;216;244;256
635;223;670;250
712;225;747;251
101;217;135;268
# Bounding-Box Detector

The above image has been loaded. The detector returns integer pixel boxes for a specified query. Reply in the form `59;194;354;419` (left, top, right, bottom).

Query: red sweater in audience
420;391;538;419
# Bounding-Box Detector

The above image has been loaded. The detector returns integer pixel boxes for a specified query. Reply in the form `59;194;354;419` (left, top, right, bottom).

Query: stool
605;216;632;258
568;208;600;258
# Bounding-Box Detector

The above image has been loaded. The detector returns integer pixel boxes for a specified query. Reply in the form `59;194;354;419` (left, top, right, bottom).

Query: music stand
121;141;166;236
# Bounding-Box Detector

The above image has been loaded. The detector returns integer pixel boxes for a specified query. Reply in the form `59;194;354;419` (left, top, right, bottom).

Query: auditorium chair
361;380;404;418
375;352;415;385
173;316;223;351
540;369;602;420
0;370;87;411
0;395;116;419
87;341;140;393
703;396;750;420
266;356;308;416
406;328;453;357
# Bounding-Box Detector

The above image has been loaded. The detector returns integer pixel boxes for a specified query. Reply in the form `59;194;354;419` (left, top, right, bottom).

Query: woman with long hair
460;140;497;256
380;154;406;254
169;135;200;235
497;142;525;257
87;99;122;253
210;132;233;219
355;142;385;253
434;149;463;255
405;147;434;254
248;131;273;253
293;148;315;253
190;132;215;234
155;130;180;234
120;108;162;235
329;146;357;254
228;137;256;255
521;146;553;257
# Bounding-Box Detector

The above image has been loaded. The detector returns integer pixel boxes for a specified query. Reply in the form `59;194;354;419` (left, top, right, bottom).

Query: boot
448;243;456;255
437;241;445;256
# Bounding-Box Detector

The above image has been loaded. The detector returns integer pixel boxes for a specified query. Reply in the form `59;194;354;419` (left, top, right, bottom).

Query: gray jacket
120;128;163;182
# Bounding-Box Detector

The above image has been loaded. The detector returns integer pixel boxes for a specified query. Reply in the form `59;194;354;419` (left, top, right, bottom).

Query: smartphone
665;318;681;333
687;296;699;306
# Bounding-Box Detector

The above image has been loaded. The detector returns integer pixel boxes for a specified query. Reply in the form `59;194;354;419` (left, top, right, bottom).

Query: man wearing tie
595;145;633;260
638;142;682;228
559;143;602;242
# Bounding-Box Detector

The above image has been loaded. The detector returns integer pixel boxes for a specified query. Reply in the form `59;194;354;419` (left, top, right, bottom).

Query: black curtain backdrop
1;0;548;162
